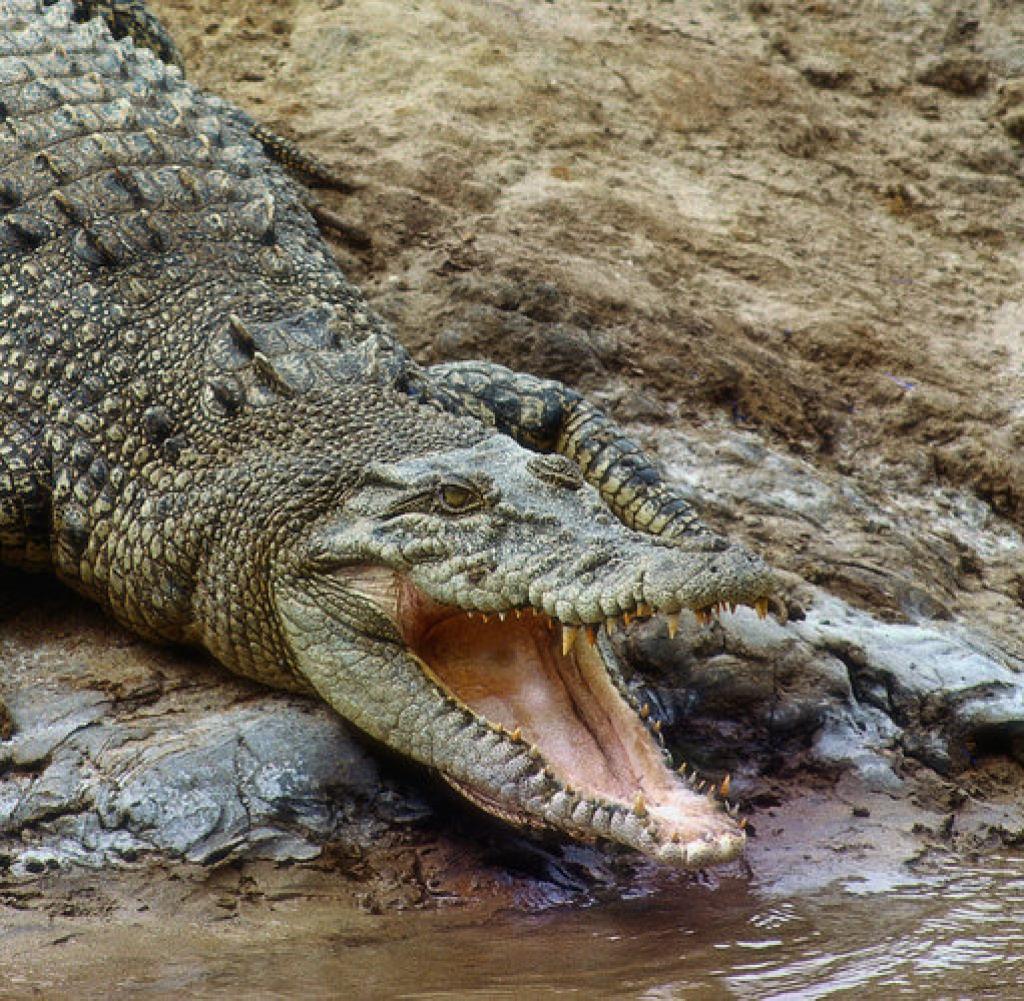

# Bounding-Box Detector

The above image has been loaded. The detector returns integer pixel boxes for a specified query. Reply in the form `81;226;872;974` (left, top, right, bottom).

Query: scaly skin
0;0;775;868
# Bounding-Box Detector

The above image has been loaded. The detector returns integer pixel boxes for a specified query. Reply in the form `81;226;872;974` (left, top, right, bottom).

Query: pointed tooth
562;626;577;656
640;703;650;720
605;617;617;635
633;793;647;818
498;611;506;622
667;612;680;639
638;602;653;618
623;611;634;626
720;774;731;798
510;727;522;742
652;720;662;735
676;762;688;775
585;625;597;646
670;832;681;844
756;598;769;620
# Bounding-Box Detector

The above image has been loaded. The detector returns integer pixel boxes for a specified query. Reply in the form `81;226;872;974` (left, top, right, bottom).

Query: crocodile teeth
637;602;653;618
633;793;647;818
561;625;577;656
605;617;617;635
510;726;522;741
666;612;680;639
755;598;769;619
720;774;731;798
585;625;598;646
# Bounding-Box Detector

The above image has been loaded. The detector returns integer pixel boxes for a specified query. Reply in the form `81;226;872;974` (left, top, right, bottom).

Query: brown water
5;852;1023;1000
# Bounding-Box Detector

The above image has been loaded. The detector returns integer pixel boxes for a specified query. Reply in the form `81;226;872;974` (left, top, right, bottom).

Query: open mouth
357;572;761;867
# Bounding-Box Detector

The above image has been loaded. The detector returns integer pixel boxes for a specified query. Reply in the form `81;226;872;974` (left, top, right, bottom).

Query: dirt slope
154;0;1024;630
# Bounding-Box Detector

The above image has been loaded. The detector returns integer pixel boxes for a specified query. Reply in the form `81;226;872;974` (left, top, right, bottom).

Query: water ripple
718;853;1024;1000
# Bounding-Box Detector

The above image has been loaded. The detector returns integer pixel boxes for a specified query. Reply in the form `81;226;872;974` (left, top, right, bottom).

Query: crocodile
0;0;775;869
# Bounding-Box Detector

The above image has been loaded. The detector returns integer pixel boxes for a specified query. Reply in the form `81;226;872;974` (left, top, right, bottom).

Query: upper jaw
408;537;776;631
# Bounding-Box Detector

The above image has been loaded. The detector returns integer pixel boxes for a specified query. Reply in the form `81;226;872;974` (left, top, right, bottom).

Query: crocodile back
0;0;394;647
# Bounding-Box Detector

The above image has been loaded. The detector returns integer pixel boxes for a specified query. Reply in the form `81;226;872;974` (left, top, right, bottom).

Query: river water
6;851;1022;1000
277;853;1024;1000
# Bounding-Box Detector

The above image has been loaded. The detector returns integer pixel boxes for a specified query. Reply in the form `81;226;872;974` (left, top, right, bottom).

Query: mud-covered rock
0;581;427;876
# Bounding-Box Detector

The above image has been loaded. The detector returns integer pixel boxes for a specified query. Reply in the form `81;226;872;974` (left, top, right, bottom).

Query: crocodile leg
418;361;717;545
249;123;359;195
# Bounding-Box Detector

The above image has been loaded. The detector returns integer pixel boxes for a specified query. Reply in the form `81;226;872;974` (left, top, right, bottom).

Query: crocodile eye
380;477;494;519
437;481;483;514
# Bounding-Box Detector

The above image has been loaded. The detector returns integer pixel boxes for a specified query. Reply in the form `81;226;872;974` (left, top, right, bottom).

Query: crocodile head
271;429;774;869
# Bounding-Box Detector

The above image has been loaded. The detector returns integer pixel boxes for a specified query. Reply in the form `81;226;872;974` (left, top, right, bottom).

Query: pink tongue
417;613;638;801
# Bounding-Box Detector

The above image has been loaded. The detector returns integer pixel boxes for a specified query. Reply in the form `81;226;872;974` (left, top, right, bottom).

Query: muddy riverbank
2;0;1024;979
